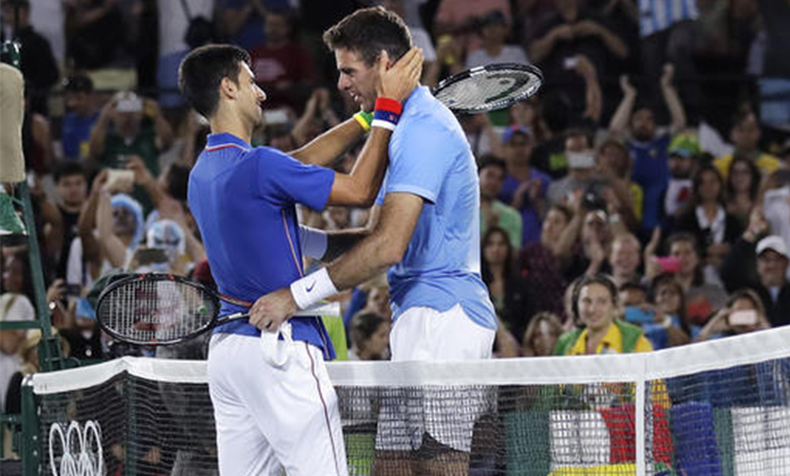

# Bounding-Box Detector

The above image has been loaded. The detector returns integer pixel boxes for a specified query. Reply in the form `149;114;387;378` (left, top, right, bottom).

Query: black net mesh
32;355;790;475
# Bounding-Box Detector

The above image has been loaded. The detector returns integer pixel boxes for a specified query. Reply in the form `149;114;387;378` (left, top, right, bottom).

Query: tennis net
26;326;790;475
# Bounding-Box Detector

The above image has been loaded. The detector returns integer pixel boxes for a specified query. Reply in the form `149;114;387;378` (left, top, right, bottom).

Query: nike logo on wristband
306;282;316;293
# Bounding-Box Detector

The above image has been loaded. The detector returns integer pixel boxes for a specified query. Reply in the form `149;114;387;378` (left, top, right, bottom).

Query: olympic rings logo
48;420;104;476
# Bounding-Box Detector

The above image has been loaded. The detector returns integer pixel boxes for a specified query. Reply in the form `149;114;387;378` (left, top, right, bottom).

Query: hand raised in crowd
571;20;602;38
644;227;663;281
743;205;769;242
570;54;596;79
125;154;154;187
551;24;574;42
619;74;637;97
375;47;423;103
90;169;110;196
660;63;675;90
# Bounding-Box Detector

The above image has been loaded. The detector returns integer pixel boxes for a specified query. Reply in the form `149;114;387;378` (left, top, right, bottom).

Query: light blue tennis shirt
376;86;497;330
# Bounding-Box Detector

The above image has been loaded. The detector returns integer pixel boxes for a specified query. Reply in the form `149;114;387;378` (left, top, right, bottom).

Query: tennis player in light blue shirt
254;8;497;469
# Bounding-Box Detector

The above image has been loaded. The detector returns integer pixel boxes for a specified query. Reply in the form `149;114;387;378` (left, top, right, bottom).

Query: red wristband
374;97;403;115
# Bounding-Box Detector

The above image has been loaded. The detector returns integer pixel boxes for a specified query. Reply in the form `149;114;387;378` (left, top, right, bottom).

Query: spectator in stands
714;110;780;180
61;74;98;162
218;0;266;50
756;0;790;129
546;129;596;206
249;7;317;111
498;126;550;246
433;0;512;53
651;272;693;344
0;250;35;412
479;155;522;250
464;10;528;69
509;97;551;144
637;0;700;122
669;164;743;273
4;328;70;414
609;67;687;234
53;162;89;280
725;156;761;227
694;288;771;342
0;0;59;115
348;312;390;361
609;233;642;289
519;204;571;320
520;311;563;357
663;232;728;326
664;133;701;220
459;112;500;158
88;91;174;179
481;227;529;338
722;230;790;328
529;0;627;120
22;93;55;177
64;0;126;70
554;274;653;355
595;138;641;231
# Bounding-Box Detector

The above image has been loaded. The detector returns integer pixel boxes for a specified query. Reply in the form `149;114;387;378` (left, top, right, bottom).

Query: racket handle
221;302;341;323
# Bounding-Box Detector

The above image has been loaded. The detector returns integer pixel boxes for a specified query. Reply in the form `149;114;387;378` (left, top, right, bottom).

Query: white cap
756;235;788;259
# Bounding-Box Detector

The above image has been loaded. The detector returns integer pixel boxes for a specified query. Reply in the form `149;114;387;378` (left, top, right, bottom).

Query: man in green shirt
479;155;523;249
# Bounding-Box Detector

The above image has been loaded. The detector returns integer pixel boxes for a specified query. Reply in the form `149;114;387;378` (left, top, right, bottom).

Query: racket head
433;63;543;114
96;273;220;346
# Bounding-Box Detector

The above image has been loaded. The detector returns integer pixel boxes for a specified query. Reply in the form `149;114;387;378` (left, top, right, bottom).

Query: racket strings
435;69;542;113
99;279;216;343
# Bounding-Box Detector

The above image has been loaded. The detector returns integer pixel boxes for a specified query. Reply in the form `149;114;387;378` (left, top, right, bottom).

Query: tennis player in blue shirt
179;44;421;476
252;8;497;475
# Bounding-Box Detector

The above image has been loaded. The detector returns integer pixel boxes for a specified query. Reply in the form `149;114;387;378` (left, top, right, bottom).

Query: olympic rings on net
49;420;104;476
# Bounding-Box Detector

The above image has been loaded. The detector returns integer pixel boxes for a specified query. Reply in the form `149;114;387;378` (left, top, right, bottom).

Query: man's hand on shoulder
250;288;297;332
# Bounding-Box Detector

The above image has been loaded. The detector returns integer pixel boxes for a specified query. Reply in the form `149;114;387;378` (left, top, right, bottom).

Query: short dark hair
53;161;86;183
62;74;93;93
478;154;507;174
323;7;412;66
163;163;191;202
179;44;251;118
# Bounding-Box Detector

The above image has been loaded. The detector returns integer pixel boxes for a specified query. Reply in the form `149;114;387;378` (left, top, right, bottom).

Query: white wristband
290;267;338;310
371;119;397;131
298;225;328;259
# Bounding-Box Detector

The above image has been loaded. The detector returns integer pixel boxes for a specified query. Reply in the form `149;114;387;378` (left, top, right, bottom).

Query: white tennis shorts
207;332;348;476
376;304;496;452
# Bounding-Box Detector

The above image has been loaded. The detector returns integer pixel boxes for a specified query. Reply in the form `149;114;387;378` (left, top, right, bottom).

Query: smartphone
75;297;96;320
566;151;595;169
624;306;655;324
655;256;682;273
729;309;757;327
563;57;578;69
135;247;169;265
264;108;290;126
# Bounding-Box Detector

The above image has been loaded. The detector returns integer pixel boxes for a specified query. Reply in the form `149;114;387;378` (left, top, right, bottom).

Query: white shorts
207;333;348;476
377;305;496;453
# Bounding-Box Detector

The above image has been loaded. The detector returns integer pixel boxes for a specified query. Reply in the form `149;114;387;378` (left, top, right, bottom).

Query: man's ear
219;77;237;100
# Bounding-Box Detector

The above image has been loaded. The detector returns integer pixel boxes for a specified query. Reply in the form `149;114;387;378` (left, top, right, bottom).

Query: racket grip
294;302;341;317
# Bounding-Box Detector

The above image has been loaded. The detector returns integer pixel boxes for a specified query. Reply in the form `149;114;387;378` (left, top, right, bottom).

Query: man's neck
508;162;531;180
210;110;253;145
484;42;504;57
60;202;83;214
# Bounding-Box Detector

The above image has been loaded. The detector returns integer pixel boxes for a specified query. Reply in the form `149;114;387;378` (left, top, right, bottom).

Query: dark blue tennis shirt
188;133;336;359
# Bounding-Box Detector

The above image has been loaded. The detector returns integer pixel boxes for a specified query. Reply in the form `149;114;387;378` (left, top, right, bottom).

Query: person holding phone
694;289;771;342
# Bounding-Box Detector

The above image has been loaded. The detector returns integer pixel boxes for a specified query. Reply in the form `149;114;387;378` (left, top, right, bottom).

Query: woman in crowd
554;274;653;355
725;155;761;227
670;164;744;273
521;312;563;357
694;288;771;342
481;227;529;338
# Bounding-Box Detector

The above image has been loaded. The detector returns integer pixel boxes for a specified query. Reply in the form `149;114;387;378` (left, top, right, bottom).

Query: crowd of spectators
2;0;790;426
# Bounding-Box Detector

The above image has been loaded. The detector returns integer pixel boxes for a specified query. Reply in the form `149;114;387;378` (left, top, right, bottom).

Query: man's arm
88;98;116;163
289;118;366;167
249;193;422;330
608;75;637;138
660;64;687;135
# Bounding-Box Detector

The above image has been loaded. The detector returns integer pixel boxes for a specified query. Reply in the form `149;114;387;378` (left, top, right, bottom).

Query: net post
635;357;646;476
20;377;40;476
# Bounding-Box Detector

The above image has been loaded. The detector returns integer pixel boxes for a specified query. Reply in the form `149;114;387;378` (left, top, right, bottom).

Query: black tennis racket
433;63;543;114
96;273;339;346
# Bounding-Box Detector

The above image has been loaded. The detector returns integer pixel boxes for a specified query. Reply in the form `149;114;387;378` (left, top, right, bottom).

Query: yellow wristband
353;111;372;132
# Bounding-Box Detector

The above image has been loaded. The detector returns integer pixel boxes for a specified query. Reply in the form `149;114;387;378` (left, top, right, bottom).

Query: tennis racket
433;63;543;114
96;273;340;346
